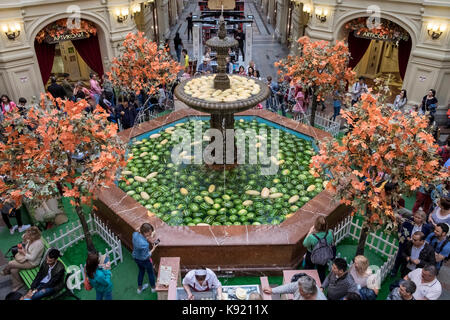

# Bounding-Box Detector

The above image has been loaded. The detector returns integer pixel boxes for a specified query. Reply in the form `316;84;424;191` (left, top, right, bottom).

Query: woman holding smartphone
132;223;159;295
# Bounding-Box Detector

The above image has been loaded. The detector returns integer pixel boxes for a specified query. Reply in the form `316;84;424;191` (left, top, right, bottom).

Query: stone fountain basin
95;109;351;274
174;75;271;114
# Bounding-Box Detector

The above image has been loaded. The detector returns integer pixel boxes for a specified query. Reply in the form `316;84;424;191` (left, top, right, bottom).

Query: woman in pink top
1;95;17;115
89;73;102;105
293;86;305;120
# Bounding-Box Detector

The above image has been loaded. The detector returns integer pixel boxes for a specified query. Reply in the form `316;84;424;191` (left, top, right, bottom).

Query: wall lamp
115;8;129;23
2;23;21;40
427;23;446;40
131;4;142;19
315;7;328;23
303;4;312;18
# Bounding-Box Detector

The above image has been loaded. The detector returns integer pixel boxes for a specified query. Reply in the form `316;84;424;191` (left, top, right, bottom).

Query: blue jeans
96;290;113;300
93;93;101;106
332;106;341;121
134;258;156;288
277;97;286;116
176;47;182;62
266;96;275;111
31;286;55;300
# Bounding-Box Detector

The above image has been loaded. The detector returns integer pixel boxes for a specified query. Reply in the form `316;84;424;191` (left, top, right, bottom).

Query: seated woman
1;226;44;291
182;267;222;300
349;255;380;300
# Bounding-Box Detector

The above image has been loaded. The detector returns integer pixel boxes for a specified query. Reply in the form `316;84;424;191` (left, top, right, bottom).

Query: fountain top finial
218;14;226;40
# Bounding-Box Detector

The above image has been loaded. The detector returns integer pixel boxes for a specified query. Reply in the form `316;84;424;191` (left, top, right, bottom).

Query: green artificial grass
0;134;417;300
59;234;110;267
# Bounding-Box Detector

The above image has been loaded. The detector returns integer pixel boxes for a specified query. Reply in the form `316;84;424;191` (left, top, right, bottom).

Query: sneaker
137;283;149;294
18;224;31;233
9;225;18;235
151;287;156;293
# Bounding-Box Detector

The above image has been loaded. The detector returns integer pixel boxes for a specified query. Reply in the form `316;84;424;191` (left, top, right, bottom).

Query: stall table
175;284;261;300
155;257;181;300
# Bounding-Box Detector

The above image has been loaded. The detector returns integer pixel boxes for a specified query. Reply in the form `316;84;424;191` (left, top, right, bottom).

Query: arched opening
33;18;105;88
341;17;413;101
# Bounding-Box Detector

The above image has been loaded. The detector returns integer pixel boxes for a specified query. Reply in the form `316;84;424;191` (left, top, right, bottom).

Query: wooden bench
281;269;321;300
155;257;181;300
18;238;79;300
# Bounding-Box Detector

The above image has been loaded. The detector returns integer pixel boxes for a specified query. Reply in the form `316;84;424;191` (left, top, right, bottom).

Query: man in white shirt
351;76;368;105
182;267;223;300
404;265;442;300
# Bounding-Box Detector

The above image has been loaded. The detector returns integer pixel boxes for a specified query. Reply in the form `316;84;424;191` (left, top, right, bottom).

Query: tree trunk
356;226;369;256
310;95;317;127
74;201;96;253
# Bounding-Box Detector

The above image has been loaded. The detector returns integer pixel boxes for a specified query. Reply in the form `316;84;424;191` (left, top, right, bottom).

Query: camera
154;239;160;245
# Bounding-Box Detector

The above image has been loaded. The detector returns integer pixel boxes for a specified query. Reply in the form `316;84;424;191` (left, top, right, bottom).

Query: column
144;4;156;41
244;23;252;66
267;0;274;24
177;0;184;17
289;3;303;55
157;0;171;42
274;0;289;44
170;0;178;26
193;23;202;62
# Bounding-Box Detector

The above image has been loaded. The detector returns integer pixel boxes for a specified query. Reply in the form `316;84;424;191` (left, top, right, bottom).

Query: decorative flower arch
35;18;97;43
345;17;409;43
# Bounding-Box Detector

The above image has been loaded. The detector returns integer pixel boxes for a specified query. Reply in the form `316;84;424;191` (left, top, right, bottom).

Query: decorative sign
419;75;426;82
35;18;97;44
346;18;409;43
354;30;391;41
208;0;235;10
158;265;173;286
19;76;28;83
46;31;88;44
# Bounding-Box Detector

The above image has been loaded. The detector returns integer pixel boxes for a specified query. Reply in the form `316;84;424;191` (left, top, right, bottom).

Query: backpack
310;232;335;266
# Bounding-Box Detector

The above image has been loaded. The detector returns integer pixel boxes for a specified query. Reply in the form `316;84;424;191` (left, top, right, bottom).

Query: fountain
95;14;351;273
174;14;270;169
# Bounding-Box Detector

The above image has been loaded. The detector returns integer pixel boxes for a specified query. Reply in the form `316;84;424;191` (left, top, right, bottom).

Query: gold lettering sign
46;31;88;44
354;30;392;42
208;0;235;10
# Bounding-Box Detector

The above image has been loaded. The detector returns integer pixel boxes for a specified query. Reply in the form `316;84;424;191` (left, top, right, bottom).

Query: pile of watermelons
118;119;326;226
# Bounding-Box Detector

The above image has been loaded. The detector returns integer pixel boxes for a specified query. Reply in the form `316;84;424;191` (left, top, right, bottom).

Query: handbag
14;252;27;264
84;267;93;291
6;245;19;260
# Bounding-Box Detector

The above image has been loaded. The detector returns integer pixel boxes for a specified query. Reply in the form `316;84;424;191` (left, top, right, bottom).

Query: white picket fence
296;110;341;137
331;215;399;283
45;214;123;291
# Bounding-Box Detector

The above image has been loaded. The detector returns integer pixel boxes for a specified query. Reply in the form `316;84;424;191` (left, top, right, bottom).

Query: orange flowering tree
0;95;127;253
107;32;182;97
311;84;446;255
276;36;355;126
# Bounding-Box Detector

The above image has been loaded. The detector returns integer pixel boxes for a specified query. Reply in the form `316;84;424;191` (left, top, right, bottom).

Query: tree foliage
107;31;183;95
311;85;447;234
0;96;127;251
275;36;356;101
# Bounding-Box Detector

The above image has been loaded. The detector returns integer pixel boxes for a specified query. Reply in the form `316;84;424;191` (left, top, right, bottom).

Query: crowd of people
1;72;174;131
